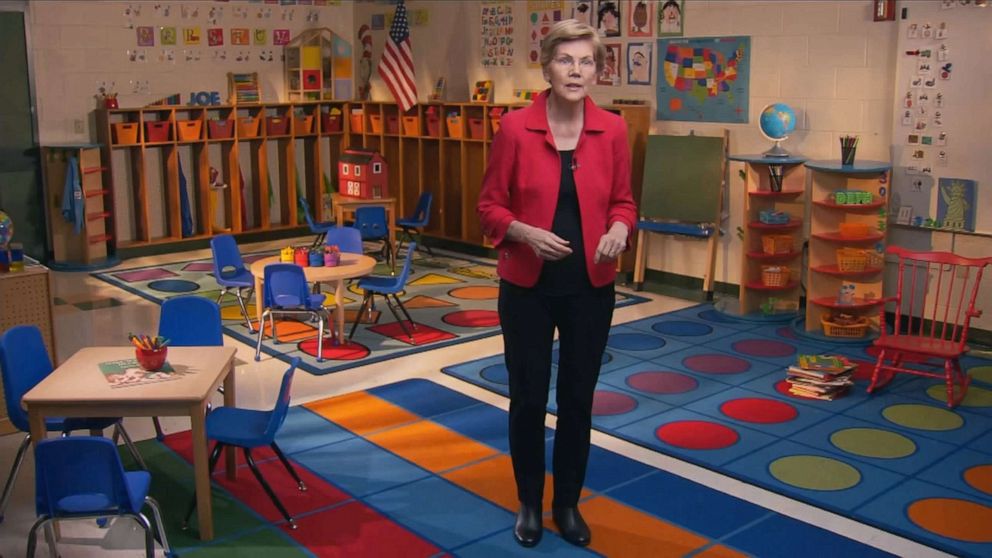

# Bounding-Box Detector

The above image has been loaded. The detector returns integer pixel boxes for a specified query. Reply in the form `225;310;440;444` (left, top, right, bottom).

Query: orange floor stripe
304;391;419;435
558;496;709;557
694;544;751;558
443;455;593;512
367;420;499;473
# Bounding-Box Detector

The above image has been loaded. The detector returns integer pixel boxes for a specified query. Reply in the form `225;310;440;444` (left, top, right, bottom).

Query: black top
536;150;593;295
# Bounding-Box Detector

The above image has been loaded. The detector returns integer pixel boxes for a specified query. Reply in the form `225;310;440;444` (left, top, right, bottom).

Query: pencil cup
840;140;857;166
136;347;167;371
768;165;784;192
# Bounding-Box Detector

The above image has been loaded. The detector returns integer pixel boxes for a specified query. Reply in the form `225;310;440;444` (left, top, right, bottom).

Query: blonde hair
539;19;606;74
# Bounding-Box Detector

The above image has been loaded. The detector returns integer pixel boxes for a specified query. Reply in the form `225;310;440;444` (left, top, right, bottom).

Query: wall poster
656;35;751;123
481;2;515;67
527;0;565;67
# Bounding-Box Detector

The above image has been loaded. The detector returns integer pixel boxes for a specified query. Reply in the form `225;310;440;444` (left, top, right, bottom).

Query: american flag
379;0;417;112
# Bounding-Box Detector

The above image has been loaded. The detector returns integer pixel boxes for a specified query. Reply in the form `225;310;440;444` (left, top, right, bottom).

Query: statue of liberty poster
936;177;977;232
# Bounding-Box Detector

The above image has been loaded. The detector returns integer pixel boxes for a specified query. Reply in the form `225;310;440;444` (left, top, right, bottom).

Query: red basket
266;116;289;136
468;117;485;139
208;119;234;139
425;114;440;136
144;121;171;142
135;347;168;371
321;112;342;133
385;115;400;134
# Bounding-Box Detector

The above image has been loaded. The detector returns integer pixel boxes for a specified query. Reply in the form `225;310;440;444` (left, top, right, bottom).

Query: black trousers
498;280;615;507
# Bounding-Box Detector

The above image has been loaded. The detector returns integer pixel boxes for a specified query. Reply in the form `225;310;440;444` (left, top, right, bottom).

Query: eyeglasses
552;56;596;71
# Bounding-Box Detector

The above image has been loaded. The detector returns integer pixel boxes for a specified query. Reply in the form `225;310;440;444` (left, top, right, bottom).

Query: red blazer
477;90;638;288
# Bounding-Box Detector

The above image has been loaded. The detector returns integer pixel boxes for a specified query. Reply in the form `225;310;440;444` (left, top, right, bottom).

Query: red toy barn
338;148;388;199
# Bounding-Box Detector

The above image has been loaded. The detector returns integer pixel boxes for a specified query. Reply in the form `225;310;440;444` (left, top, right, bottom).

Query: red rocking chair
868;246;992;407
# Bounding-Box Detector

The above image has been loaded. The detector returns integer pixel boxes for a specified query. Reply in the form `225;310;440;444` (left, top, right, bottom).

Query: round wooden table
250;254;377;344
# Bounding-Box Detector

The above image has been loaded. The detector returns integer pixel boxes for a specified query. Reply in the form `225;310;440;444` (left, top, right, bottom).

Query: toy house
338;148;388;199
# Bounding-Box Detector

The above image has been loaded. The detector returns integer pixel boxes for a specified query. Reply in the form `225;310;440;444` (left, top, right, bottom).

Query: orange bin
293;115;313;135
761;234;793;255
446;115;463;138
402;116;420;136
369;115;383;134
237;117;260;138
350;113;364;133
176;119;203;141
112;122;139;144
839;222;871;238
489;107;505;134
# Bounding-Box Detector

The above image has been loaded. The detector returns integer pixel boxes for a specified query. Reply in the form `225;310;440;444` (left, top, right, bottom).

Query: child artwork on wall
658;0;684;37
936;177;976;231
598;43;621;86
627;42;652;85
597;1;621;37
572;0;594;26
137;26;155;47
628;0;653;37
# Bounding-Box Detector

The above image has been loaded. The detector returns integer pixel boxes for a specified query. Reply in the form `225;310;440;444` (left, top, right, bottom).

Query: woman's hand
506;221;572;261
593;222;629;264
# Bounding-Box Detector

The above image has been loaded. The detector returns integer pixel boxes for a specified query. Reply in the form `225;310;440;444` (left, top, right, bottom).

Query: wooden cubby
805;160;891;340
729;154;808;320
40;144;117;269
96;100;649;256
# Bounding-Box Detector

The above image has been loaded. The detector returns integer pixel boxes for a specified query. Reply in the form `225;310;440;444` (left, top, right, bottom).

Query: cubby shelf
97;100;649;262
811;264;883;278
811;231;885;243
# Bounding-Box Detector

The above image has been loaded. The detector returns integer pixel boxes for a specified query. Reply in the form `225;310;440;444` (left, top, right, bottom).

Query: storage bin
821;315;869;338
176;119;203;141
349;113;364;133
144;121;171;142
838;222;871;238
836;248;884;272
761;265;791;287
237;117;260;138
321;112;342;133
266;116;289;136
425;113;441;136
369;114;383;134
489;107;505;135
293;114;314;135
468;117;485;139
402;116;420;136
446;115;463;138
385;115;400;134
112;122;139;144
208;119;234;139
761;234;793;254
758;210;790;225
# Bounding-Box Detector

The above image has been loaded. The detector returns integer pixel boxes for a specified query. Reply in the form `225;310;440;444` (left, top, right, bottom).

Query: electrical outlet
73;119;85;134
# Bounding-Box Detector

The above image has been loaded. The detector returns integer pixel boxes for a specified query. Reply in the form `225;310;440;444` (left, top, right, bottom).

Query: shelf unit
726;154;808;321
40;144;118;269
96;101;650;258
805;160;892;341
284;28;340;102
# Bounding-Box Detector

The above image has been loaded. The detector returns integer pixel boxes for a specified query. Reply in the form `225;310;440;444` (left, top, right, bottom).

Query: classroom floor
0;237;953;557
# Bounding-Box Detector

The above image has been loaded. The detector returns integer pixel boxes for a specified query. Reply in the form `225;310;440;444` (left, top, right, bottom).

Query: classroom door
0;10;45;260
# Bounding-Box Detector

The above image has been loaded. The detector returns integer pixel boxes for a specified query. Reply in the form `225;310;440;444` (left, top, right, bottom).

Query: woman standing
477;19;636;548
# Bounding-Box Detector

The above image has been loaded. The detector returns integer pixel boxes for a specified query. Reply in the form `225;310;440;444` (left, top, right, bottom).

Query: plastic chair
28;437;171;558
299;196;336;248
350;241;419;342
352;206;394;268
183;358;304;529
324;225;364;254
211;234;256;333
255;264;332;362
0;325;147;524
868;246;992;407
397;191;434;256
150;296;224;440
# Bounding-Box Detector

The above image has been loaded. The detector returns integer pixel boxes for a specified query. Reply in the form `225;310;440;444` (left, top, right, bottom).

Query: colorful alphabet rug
93;248;647;376
443;303;992;557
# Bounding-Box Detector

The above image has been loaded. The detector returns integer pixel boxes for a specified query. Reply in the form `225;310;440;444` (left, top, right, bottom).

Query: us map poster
655;36;751;123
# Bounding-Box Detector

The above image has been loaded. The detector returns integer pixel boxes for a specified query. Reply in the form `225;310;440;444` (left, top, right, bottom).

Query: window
341;164;349;176
355;165;361;177
372;162;382;174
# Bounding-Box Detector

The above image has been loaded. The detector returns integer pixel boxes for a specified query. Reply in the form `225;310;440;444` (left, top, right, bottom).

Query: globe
0;211;12;248
759;102;797;157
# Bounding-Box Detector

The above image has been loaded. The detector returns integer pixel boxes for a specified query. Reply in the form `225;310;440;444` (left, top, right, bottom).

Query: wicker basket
821;315;869;338
762;234;794;255
761;265;791;287
836;248;884;272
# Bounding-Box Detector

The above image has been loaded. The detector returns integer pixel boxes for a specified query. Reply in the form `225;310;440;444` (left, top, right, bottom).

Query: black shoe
553;506;591;547
513;503;543;547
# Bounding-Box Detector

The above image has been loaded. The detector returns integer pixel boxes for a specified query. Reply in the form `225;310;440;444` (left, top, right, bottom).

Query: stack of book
786;354;855;400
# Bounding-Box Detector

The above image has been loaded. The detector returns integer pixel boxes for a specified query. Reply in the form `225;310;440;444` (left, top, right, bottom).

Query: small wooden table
23;346;237;541
330;193;397;259
250;254;377;344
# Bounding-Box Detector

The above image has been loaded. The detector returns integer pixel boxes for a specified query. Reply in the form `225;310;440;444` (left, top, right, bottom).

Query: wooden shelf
745;250;801;261
810;296;884;310
749;189;805;198
812;231;885;243
811;264;883;278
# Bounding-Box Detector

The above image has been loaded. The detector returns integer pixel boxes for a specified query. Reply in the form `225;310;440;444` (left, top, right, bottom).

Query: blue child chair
211;234;256;333
299;196;336;248
183;358;304;529
323;225;364;254
350;242;419;341
352;206;394;268
0;325;146;523
397;192;434;256
255;264;332;362
28;436;172;558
